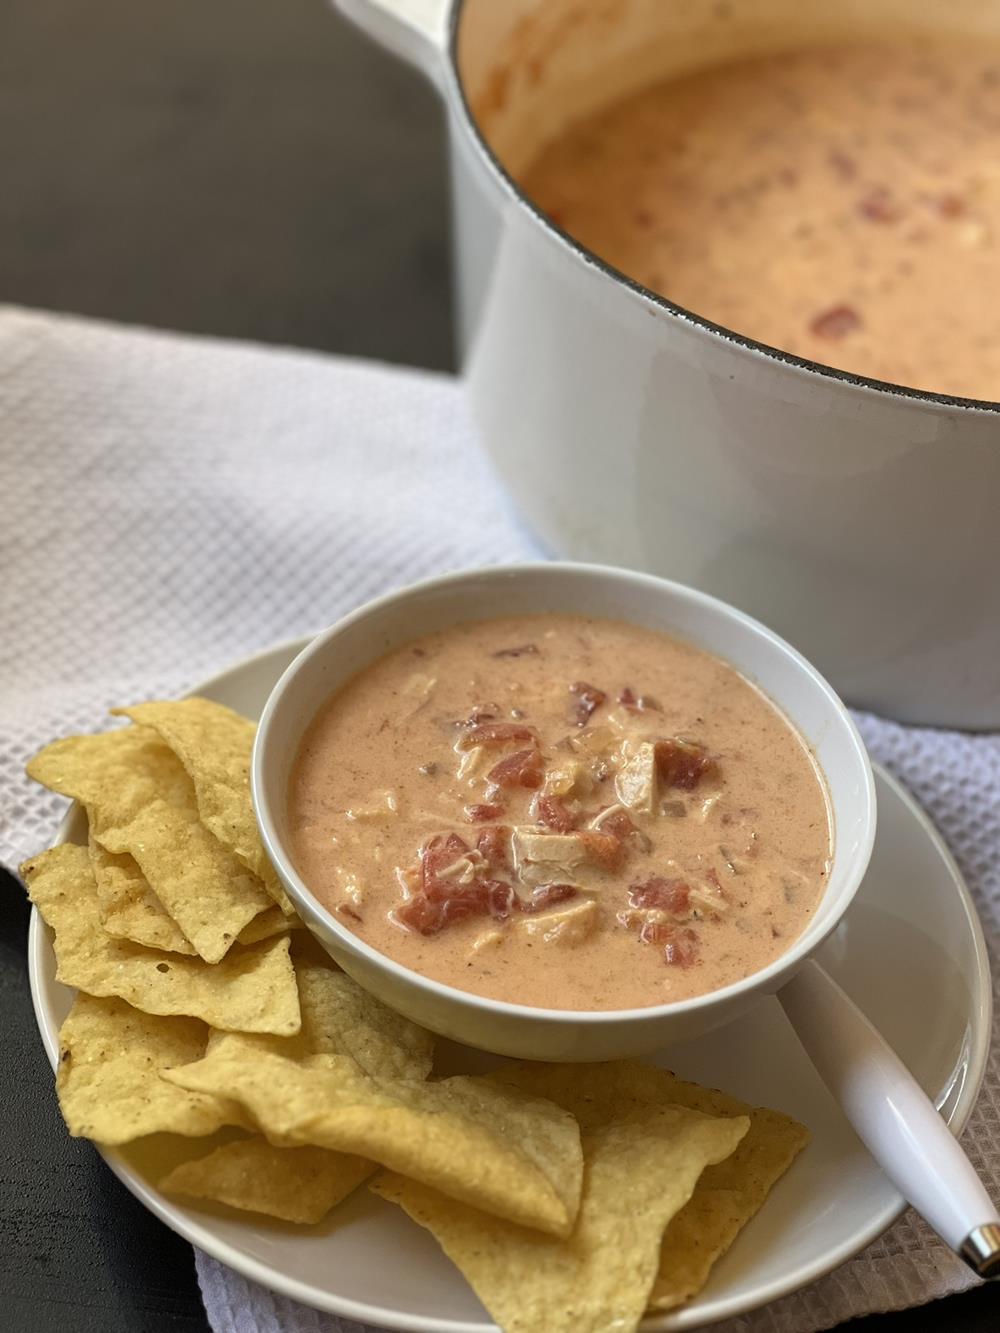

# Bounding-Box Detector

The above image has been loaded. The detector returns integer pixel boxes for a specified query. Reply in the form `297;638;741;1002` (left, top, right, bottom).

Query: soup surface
519;42;1000;400
288;615;832;1010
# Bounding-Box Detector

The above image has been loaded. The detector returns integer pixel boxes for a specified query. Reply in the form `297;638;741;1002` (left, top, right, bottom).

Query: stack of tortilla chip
21;698;809;1333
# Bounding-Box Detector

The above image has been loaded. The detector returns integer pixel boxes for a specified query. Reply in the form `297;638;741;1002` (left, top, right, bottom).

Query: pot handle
334;0;449;87
779;959;1000;1278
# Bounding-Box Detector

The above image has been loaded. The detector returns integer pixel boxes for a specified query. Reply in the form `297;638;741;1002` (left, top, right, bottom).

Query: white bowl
253;562;876;1061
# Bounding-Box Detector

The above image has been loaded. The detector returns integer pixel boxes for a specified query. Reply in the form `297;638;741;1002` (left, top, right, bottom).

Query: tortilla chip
160;1137;374;1223
195;964;434;1079
371;1070;748;1333
519;1062;810;1310
27;726;272;961
55;993;242;1144
89;834;290;953
651;1189;749;1306
293;965;434;1080
236;905;299;946
21;845;301;1035
88;835;196;955
647;1073;810;1310
114;699;294;915
163;1043;582;1236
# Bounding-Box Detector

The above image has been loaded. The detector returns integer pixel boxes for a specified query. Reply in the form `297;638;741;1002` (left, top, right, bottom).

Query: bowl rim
444;0;1000;415
252;560;877;1028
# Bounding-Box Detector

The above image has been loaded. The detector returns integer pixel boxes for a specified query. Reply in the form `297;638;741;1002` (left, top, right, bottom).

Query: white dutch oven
336;0;1000;729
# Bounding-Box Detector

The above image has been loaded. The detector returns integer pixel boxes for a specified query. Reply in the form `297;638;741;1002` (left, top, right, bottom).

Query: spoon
779;960;1000;1278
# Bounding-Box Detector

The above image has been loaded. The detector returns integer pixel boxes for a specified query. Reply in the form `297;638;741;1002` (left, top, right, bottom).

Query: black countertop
0;1;994;1329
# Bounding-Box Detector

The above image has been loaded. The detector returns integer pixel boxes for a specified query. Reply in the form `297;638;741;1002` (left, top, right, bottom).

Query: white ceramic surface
779;961;1000;1268
252;562;875;1061
28;638;992;1329
335;0;1000;729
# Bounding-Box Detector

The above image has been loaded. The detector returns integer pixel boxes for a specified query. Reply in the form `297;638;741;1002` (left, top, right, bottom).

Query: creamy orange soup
288;616;832;1011
519;42;1000;400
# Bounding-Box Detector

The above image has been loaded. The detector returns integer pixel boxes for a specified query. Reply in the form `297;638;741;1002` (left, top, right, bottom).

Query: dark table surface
1;2;995;1330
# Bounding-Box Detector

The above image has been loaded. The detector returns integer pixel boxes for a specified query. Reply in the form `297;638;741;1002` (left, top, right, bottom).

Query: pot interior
456;0;1000;178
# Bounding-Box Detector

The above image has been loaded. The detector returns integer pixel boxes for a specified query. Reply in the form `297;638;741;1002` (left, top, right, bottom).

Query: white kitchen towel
1;306;996;1333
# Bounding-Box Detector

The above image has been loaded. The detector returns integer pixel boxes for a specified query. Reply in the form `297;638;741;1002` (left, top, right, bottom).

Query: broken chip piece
88;834;196;956
161;1137;374;1224
55;992;243;1144
22;844;301;1035
648;1072;811;1309
114;698;295;914
28;727;272;962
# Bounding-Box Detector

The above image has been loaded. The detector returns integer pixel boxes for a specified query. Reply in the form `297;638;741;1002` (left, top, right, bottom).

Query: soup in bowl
253;564;875;1060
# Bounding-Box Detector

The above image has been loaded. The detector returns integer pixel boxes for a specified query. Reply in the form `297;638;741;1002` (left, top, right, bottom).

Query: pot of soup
335;0;1000;728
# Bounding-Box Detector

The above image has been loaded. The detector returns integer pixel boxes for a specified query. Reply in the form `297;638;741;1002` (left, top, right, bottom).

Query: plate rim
25;635;995;1332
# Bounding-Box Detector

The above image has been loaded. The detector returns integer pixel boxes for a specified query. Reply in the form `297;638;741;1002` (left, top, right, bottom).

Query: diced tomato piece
519;883;578;914
536;794;577;833
488;748;545;790
809;304;861;339
663;926;699;967
465;802;505;823
492;644;538;658
395;879;516;935
578;829;626;872
394;893;447;934
481;879;517;919
476;825;512;871
633;918;699;964
569;681;606;727
599;808;638;841
628;876;691;916
933;192;965;218
618;687;662;713
420;833;470;893
464;722;539;746
636;917;672;945
857;187;900;223
654;738;717;791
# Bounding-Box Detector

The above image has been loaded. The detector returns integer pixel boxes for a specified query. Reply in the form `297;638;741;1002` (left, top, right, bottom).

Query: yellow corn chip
88;834;196;955
646;1073;810;1310
371;1069;748;1333
89;834;289;954
293;965;434;1080
651;1188;748;1307
163;1042;581;1236
114;699;294;915
160;1137;374;1224
197;964;435;1078
512;1061;810;1310
56;993;243;1144
28;727;271;961
21;845;301;1035
236;905;299;946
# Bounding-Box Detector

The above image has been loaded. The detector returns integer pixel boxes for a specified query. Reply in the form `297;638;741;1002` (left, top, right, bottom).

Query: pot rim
444;0;1000;416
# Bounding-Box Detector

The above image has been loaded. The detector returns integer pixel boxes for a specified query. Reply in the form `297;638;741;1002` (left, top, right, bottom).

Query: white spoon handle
779;959;1000;1277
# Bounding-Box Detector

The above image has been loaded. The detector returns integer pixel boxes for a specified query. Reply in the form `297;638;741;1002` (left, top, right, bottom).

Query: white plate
27;638;993;1331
